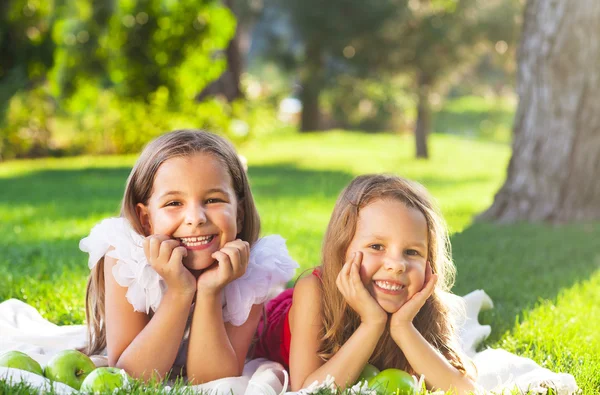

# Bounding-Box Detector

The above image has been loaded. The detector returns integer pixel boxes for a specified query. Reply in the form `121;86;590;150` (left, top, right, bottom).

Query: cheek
213;208;239;238
148;211;177;234
412;264;427;288
358;255;378;284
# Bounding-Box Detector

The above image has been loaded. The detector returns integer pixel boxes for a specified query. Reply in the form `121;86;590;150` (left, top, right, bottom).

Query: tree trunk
196;0;243;102
300;37;324;132
479;0;600;223
414;72;432;159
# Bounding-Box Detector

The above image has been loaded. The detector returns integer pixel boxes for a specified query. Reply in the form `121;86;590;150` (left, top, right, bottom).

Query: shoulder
291;272;322;315
294;272;321;295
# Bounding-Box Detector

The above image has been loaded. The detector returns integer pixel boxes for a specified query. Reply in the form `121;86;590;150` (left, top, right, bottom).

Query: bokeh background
1;0;599;393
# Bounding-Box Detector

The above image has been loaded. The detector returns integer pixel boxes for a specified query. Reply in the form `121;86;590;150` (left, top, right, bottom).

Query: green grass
1;131;598;394
434;95;517;144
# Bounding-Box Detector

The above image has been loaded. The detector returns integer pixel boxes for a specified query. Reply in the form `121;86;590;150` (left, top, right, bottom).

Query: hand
196;239;250;295
143;234;197;297
390;261;437;329
336;251;387;328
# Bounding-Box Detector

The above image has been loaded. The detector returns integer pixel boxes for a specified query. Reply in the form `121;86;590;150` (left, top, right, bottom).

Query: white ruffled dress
79;217;298;371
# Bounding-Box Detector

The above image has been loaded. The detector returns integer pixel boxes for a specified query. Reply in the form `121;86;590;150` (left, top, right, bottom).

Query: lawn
1;131;598;394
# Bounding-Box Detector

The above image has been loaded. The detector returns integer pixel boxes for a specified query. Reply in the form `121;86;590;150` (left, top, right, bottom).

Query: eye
369;244;384;251
165;201;181;207
206;198;225;204
406;249;421;256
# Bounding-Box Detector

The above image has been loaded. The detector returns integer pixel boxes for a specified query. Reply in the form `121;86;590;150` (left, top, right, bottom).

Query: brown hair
84;129;260;355
318;174;473;377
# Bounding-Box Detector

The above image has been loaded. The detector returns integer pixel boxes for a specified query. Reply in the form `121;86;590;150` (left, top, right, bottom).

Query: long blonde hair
84;129;261;355
318;174;472;376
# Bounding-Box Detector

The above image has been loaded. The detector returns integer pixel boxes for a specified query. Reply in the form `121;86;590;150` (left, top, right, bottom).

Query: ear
136;203;152;235
236;201;245;235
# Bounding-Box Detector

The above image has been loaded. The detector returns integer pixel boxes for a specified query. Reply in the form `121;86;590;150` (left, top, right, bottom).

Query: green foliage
0;0;245;159
2;83;280;157
0;0;56;123
1;87;56;160
49;0;235;104
321;75;415;132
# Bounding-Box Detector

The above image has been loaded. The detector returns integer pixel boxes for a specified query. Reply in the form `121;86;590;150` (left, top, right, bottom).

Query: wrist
163;288;195;305
390;321;416;345
194;289;222;306
359;319;387;335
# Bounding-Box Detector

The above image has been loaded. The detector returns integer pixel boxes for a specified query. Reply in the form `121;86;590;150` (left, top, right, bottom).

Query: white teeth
375;281;404;291
180;235;214;246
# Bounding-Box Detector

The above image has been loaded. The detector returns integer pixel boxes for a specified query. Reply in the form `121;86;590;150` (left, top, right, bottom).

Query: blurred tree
197;0;265;102
0;0;56;158
480;0;600;222
51;0;235;104
371;0;521;158
0;0;56;121
275;0;400;132
0;0;237;160
272;0;520;157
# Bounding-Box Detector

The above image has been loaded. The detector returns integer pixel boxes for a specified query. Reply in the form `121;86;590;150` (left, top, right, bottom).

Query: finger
159;239;182;264
343;252;356;275
220;245;242;277
148;236;162;261
241;241;250;268
168;246;188;266
338;252;355;288
412;273;438;305
212;250;233;280
424;261;433;283
349;254;363;288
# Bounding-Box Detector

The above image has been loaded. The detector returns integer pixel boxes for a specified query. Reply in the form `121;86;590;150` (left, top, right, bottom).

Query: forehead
153;152;233;192
355;199;427;239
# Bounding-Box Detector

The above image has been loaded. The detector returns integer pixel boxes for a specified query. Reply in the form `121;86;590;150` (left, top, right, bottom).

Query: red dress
253;269;321;370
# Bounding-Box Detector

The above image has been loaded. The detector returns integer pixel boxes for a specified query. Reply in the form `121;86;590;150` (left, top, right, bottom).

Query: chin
183;253;215;271
378;299;405;314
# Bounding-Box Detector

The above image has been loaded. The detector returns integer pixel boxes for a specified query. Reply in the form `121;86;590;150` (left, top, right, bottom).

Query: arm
185;298;263;383
391;324;476;394
389;263;476;394
185;239;259;383
288;275;386;391
104;253;194;380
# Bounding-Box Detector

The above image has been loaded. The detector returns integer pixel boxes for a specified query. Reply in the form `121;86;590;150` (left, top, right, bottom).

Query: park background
1;0;599;393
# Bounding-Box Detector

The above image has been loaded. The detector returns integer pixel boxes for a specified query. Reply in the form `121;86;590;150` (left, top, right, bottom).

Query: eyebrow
158;191;183;200
158;188;229;200
360;234;427;248
205;188;230;195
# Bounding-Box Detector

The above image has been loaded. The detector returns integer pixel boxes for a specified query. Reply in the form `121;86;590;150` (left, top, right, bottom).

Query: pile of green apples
0;349;130;393
358;363;419;395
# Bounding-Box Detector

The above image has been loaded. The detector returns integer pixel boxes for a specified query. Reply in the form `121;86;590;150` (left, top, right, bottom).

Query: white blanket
0;291;579;394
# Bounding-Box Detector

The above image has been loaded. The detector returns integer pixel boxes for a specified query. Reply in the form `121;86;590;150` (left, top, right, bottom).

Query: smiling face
137;152;242;271
346;199;428;313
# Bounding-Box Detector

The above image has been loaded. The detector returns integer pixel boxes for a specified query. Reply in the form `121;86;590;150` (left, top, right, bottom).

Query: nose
383;254;406;273
185;203;207;227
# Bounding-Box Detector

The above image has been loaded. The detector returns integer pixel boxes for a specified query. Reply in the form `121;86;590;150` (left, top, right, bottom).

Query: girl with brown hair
254;174;477;393
79;129;297;384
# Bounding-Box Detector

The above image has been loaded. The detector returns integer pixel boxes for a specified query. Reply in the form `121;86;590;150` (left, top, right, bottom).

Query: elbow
114;359;163;383
186;364;241;384
456;378;479;395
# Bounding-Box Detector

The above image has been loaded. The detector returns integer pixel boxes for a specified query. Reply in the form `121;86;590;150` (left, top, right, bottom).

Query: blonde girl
254;174;475;393
80;130;297;383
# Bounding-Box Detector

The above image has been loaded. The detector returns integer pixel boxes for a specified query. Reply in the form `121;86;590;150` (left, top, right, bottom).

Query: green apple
0;351;44;376
44;349;96;390
368;368;418;395
80;367;129;393
357;363;381;383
